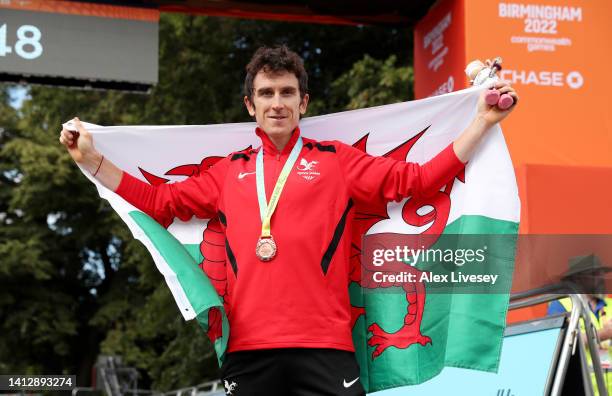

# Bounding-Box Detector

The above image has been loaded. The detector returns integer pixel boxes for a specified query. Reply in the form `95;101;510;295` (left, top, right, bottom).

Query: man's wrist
473;114;495;135
82;151;103;175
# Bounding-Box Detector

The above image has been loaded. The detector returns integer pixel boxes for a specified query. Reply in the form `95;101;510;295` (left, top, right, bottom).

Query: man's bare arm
59;118;123;191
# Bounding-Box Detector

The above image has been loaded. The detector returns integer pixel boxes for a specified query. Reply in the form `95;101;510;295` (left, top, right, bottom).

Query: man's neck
266;130;294;152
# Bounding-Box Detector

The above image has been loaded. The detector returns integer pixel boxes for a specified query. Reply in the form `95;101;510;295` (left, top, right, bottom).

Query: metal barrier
158;380;223;396
510;283;608;396
82;354;223;396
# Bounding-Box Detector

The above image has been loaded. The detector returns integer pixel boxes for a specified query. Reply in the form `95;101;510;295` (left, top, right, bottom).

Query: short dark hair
244;45;308;102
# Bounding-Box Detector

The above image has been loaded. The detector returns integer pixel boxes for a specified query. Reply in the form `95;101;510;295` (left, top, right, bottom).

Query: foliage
329;55;413;111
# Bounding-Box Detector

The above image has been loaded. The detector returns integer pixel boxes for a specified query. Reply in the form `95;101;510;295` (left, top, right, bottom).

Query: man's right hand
59;117;103;174
58;117;123;191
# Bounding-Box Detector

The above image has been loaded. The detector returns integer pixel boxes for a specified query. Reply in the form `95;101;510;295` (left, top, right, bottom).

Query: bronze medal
255;236;277;261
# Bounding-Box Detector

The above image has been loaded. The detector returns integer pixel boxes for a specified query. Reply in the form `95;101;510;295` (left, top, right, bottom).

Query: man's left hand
477;81;519;126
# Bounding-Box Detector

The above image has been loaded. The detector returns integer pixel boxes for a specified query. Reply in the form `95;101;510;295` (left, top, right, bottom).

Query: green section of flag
129;211;228;365
351;215;519;393
183;244;204;264
183;242;232;359
194;308;230;366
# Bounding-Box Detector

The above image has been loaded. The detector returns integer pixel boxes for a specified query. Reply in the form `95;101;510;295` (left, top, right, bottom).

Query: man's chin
264;126;294;137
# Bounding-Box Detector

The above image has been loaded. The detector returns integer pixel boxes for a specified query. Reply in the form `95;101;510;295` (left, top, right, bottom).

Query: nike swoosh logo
238;172;256;179
343;377;359;388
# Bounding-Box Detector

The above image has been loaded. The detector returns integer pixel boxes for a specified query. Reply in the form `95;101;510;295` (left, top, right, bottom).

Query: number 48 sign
0;24;43;59
0;5;158;89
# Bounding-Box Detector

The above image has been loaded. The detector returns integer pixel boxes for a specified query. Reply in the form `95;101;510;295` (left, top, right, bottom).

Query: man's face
244;70;309;142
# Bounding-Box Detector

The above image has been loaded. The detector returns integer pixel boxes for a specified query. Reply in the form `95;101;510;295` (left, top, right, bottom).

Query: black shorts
220;348;366;396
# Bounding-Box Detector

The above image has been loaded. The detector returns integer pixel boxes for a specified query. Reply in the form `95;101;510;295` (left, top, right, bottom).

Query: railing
510;283;608;396
158;380;223;396
77;353;223;396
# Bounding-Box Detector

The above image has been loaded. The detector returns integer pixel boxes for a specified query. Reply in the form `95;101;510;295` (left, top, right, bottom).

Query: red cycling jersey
115;127;464;352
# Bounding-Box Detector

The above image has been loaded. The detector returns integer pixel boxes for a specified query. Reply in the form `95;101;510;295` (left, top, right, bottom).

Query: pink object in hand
485;89;500;106
497;94;514;110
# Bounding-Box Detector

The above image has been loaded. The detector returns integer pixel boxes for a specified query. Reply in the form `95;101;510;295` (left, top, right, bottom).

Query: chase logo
500;69;584;89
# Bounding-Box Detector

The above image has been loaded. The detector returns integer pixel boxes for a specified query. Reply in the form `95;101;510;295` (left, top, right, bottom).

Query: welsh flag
77;85;519;393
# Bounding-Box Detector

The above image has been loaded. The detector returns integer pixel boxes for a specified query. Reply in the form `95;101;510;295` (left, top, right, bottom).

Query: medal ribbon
256;136;303;238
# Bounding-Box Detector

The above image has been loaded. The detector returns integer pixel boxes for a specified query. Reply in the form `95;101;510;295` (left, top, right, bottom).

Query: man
59;45;518;395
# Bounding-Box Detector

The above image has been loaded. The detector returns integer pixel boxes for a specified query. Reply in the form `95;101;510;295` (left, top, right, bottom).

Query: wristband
93;155;104;177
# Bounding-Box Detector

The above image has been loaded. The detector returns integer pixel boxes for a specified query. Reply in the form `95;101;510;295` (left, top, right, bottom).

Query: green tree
333;54;414;109
0;13;413;391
